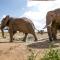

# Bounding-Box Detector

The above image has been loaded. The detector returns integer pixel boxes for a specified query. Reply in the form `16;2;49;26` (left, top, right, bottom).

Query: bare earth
0;32;60;60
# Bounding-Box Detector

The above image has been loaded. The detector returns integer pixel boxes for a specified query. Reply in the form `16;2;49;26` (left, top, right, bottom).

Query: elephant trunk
0;24;6;38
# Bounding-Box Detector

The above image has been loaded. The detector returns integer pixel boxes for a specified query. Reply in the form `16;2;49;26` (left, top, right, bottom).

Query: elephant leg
13;31;17;40
9;29;13;42
32;32;38;41
47;27;53;42
22;33;28;42
52;27;57;41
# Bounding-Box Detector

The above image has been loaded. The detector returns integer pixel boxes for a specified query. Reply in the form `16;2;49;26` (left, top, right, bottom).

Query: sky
0;0;60;31
30;0;54;1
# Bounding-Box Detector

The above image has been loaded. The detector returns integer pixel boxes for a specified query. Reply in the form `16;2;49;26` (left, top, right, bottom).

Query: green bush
27;45;60;60
41;45;60;60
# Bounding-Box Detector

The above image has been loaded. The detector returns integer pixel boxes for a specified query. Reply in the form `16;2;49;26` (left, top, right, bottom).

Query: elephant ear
4;15;9;25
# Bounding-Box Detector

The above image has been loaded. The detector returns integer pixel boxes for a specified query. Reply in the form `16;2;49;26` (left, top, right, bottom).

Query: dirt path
0;32;60;60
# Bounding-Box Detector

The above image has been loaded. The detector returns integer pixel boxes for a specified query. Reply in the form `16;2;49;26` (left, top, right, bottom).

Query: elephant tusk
43;21;52;29
47;21;52;27
43;25;47;29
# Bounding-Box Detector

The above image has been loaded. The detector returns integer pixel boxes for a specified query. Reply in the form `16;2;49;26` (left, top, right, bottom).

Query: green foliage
27;45;60;60
41;45;60;60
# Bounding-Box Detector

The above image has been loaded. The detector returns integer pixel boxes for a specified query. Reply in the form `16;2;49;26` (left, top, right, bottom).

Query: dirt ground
0;31;60;60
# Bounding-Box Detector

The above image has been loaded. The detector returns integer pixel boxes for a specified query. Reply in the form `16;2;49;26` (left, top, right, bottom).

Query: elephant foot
22;39;26;42
48;40;52;43
49;37;53;42
53;38;57;41
48;40;55;44
22;40;26;42
13;38;15;40
34;39;38;41
10;40;13;42
3;37;6;38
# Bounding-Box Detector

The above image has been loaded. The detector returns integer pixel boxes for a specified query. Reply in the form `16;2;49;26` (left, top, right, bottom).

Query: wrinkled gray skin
1;15;38;42
46;8;60;42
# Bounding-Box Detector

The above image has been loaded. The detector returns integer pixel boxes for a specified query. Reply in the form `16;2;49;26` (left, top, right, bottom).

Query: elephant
46;8;60;42
1;15;38;42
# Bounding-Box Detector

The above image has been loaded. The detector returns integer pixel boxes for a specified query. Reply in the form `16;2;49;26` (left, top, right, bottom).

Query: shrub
41;45;60;60
27;45;60;60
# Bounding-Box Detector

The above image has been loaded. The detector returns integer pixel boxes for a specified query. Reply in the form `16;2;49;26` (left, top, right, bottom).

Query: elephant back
20;17;36;30
54;8;60;23
54;8;60;13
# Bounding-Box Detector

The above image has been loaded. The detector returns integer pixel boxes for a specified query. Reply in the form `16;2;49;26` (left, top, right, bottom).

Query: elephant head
1;15;9;38
46;11;56;27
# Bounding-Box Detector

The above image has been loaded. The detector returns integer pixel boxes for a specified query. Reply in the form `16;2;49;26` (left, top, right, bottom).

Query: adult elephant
46;8;60;42
1;15;38;42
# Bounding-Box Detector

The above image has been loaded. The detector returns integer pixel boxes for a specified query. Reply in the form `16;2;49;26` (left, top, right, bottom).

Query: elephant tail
31;23;39;31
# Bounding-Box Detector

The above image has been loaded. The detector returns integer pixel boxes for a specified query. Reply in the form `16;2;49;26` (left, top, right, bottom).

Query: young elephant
1;15;38;42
